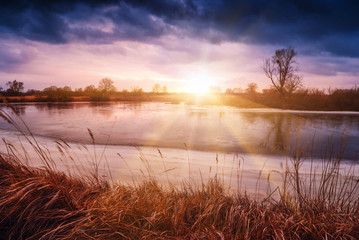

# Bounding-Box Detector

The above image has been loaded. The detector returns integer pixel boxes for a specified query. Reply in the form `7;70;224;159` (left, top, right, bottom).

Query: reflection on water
263;114;287;151
1;102;358;159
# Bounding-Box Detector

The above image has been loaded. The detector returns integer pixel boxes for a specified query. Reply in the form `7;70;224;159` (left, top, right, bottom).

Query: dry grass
68;178;359;239
0;97;359;239
1;153;358;239
0;154;106;239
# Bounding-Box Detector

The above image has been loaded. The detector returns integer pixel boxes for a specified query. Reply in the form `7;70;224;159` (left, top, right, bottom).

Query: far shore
2;93;268;108
2;91;359;111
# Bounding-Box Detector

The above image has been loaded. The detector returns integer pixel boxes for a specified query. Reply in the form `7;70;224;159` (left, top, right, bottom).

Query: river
0;102;358;195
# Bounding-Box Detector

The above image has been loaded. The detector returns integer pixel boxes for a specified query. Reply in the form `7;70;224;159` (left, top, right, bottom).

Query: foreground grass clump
1;155;359;239
0;155;105;239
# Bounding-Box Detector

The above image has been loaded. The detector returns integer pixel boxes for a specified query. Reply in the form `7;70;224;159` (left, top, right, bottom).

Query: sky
0;0;358;92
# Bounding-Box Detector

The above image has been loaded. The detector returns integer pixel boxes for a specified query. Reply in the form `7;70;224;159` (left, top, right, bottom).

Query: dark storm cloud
0;0;119;43
1;0;359;57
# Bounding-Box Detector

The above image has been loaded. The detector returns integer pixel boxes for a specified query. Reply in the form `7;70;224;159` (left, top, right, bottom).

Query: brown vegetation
2;85;358;111
1;147;359;239
254;86;359;111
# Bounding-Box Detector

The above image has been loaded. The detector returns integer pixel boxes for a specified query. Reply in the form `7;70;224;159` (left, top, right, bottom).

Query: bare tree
131;86;143;94
98;78;116;93
161;86;168;93
84;85;97;93
225;88;233;94
6;80;24;95
285;74;303;95
233;87;243;94
245;82;258;95
263;48;303;98
152;84;161;93
62;86;72;92
152;84;168;93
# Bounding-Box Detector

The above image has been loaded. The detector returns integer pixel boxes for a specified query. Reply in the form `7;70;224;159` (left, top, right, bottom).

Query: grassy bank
1;148;359;239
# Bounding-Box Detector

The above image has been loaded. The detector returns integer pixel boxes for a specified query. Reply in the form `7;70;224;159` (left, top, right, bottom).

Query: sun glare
186;72;213;94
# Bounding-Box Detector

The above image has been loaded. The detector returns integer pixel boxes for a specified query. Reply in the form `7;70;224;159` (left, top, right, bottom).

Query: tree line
224;83;359;111
1;78;168;97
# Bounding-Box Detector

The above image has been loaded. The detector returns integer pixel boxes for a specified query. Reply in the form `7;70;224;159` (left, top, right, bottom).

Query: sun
185;71;213;94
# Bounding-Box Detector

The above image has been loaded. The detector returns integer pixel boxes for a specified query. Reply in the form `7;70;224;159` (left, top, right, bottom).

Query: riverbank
2;88;359;111
2;93;266;109
1;147;358;239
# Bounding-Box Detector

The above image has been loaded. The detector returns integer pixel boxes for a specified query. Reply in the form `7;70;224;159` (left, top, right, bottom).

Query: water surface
1;102;358;159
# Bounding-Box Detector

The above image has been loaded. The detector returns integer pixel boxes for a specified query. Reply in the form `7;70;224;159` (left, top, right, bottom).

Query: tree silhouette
263;48;302;98
6;80;24;95
245;83;258;95
84;85;97;93
131;86;143;94
152;84;168;93
152;84;161;93
162;86;168;93
98;78;116;93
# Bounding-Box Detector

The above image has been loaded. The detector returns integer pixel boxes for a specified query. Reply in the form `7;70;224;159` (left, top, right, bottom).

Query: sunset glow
0;1;358;91
186;71;213;94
